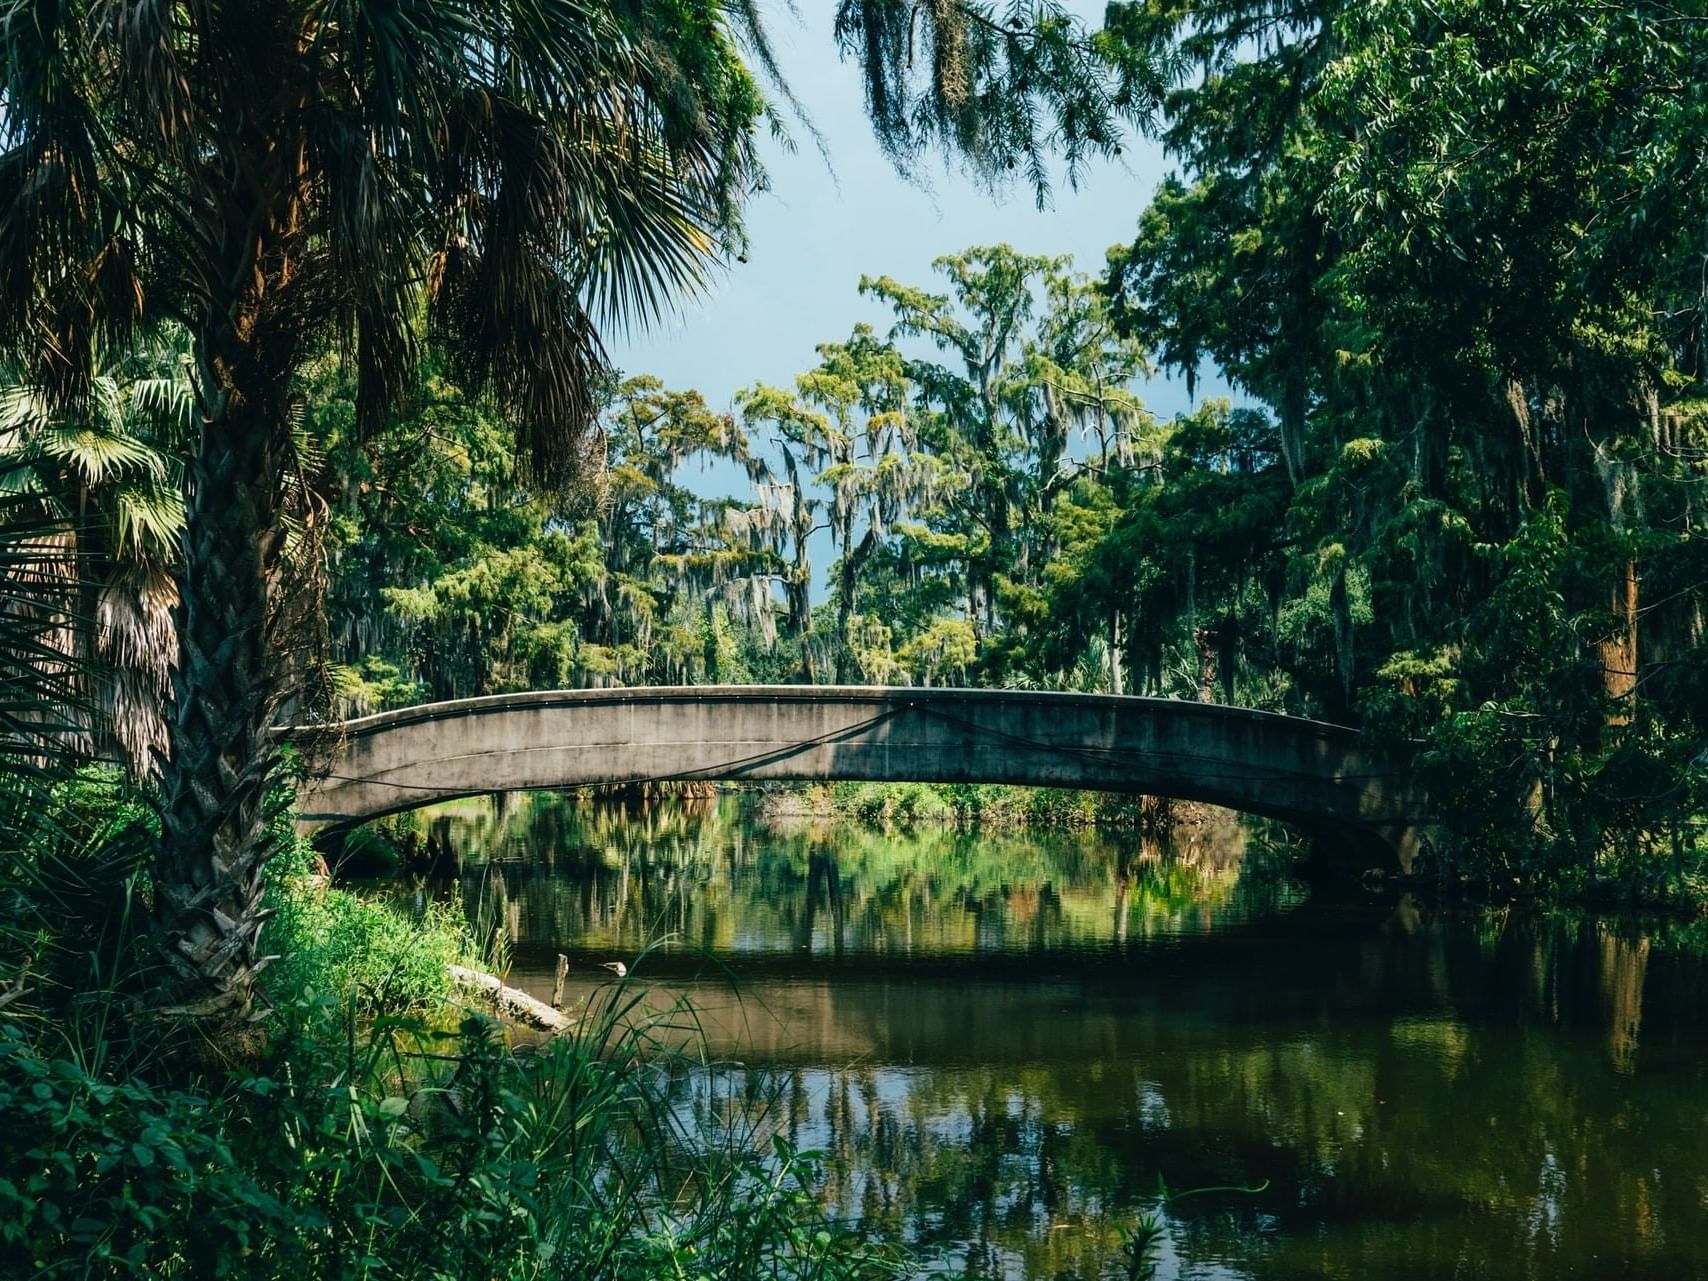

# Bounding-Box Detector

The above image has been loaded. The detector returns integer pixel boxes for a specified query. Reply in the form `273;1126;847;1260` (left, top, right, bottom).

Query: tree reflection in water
375;793;1708;1280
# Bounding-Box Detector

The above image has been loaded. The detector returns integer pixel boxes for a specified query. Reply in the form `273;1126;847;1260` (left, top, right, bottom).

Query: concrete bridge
287;686;1433;872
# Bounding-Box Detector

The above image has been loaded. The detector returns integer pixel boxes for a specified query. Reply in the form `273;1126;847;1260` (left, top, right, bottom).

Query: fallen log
448;964;573;1033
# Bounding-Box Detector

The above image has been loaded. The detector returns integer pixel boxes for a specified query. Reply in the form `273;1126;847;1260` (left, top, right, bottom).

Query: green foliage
738;324;932;681
0;343;190;775
794;782;1166;833
832;0;1160;202
827;782;954;827
0;774;909;1280
0;1010;908;1281
1119;1213;1167;1280
1091;0;1708;892
1;759;463;1046
320;244;1167;701
332;658;426;719
316;362;778;702
264;877;466;1031
0;1027;299;1276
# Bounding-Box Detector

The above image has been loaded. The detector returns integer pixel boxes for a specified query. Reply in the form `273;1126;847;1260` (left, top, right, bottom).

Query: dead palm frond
0;496;85;766
0;342;189;777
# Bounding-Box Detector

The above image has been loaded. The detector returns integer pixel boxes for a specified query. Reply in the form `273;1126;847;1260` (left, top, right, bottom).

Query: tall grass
1;993;908;1278
262;830;470;1031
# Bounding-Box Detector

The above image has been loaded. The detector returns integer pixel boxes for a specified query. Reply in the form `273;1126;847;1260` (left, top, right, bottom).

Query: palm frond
111;483;184;560
37;422;165;486
0;383;49;437
127;375;195;433
0;764;156;1028
574;136;727;333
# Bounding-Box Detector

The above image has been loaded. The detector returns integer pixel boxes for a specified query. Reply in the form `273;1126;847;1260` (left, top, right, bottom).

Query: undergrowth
0;767;910;1280
262;833;468;1031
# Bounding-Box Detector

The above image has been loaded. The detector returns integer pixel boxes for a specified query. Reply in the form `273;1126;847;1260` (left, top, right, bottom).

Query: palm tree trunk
155;394;289;1020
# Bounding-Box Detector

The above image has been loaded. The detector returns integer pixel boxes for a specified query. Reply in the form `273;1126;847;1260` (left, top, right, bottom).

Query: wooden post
551;953;569;1009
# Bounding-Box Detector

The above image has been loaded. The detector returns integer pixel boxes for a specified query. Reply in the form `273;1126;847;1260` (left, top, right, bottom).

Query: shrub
263;876;467;1023
0;1027;301;1277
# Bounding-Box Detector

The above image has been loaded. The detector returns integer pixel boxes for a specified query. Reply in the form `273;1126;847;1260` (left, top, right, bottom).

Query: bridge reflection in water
290;685;1433;871
382;794;1708;1281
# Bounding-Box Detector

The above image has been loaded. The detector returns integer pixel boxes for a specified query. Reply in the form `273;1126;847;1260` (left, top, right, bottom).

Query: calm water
393;793;1708;1280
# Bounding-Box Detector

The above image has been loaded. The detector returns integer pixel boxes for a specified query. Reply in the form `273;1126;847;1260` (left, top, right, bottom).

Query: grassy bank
0;768;909;1280
760;780;1181;832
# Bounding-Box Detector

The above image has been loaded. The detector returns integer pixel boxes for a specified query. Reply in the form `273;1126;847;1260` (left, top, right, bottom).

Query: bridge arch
287;686;1431;872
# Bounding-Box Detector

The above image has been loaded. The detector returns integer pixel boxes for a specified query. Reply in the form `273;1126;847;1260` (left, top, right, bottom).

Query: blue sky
609;4;1224;473
605;6;1236;600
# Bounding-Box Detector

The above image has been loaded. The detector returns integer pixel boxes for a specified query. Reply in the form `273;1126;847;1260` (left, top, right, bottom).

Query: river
387;791;1708;1280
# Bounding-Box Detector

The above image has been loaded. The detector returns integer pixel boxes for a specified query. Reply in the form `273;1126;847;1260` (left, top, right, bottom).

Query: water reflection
386;794;1708;1280
423;793;1294;971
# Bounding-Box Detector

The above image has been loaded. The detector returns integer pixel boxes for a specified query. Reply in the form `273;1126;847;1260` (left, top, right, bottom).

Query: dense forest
2;1;1706;1277
294;2;1708;897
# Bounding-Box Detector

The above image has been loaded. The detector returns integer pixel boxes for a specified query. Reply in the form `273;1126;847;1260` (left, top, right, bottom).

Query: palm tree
2;335;193;778
0;2;769;1021
0;1;1142;1025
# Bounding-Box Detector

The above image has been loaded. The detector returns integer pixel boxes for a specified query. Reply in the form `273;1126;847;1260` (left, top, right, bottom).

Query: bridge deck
285;686;1431;870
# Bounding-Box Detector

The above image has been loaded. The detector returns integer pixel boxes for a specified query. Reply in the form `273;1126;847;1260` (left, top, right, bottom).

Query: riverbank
0;769;912;1281
757;780;1188;832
